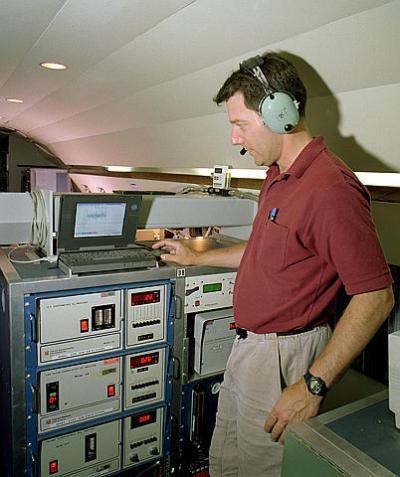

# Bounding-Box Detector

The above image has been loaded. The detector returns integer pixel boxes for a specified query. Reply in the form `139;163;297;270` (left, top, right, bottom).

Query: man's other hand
264;379;323;444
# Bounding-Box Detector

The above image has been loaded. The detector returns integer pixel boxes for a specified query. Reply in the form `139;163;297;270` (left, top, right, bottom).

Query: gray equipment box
125;285;167;347
124;347;166;410
184;272;236;313
40;420;121;477
38;290;122;364
194;308;235;375
38;357;122;432
122;407;164;469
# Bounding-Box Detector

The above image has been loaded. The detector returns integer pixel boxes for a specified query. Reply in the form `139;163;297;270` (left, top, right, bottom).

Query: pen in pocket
268;207;279;222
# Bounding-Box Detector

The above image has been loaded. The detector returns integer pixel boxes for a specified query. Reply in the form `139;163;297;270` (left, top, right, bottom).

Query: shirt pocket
260;220;289;272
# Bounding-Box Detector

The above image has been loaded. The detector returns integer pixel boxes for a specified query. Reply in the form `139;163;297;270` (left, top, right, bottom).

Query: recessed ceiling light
6;98;23;103
40;61;67;70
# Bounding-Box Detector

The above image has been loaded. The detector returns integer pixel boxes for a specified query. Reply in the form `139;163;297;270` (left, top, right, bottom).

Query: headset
239;55;300;134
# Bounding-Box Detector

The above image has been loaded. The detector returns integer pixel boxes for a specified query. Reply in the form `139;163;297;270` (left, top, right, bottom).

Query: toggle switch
49;460;58;474
107;384;115;397
80;319;89;333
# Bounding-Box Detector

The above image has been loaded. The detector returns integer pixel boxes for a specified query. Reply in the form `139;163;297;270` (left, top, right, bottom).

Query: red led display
131;290;160;306
130;410;157;429
130;352;159;369
139;414;151;424
229;322;236;330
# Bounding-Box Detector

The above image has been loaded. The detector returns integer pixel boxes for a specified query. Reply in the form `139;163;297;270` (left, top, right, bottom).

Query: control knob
150;446;159;456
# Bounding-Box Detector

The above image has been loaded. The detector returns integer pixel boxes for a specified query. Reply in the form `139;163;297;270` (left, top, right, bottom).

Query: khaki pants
209;325;332;477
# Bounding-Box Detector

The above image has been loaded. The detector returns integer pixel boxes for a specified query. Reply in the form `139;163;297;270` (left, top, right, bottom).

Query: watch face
309;377;322;394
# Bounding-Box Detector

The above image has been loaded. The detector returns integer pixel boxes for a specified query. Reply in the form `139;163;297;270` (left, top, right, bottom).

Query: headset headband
239;55;271;93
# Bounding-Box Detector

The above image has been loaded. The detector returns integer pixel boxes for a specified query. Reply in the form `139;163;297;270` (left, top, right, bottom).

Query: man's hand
152;239;199;265
264;379;323;444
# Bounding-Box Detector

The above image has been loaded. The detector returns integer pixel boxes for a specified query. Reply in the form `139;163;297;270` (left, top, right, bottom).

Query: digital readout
130;410;157;429
130;352;159;369
202;283;222;293
131;290;160;306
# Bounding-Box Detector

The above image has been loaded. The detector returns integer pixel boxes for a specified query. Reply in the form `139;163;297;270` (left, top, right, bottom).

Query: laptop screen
57;194;142;252
74;202;126;238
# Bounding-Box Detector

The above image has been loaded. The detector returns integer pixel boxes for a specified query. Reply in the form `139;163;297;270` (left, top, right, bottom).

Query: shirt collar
286;136;326;178
265;136;326;182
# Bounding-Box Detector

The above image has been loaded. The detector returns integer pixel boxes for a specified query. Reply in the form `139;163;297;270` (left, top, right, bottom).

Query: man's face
226;91;281;167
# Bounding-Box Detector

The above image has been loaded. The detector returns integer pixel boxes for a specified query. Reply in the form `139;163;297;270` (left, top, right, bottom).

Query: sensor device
212;165;231;190
239;55;300;134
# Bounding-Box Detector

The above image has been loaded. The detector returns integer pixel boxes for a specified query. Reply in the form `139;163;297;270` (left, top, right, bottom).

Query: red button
80;319;89;332
195;300;200;306
107;384;115;397
49;460;58;474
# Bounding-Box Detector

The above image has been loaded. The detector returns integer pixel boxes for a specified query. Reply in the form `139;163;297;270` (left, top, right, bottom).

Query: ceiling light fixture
6;98;23;103
40;61;67;70
355;172;400;188
103;166;400;188
106;166;135;173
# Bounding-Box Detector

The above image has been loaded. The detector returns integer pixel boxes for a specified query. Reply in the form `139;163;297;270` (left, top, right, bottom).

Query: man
153;52;394;476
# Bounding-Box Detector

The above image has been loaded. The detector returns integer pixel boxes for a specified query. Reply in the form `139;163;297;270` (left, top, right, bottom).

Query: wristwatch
303;372;328;396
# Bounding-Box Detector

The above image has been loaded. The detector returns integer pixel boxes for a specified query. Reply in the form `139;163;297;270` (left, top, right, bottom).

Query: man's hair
213;52;307;117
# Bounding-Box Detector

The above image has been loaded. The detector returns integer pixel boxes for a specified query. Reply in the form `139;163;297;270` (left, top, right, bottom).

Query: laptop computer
57;194;157;274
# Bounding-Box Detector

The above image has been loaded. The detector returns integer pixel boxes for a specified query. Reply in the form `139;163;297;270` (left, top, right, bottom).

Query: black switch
46;382;59;413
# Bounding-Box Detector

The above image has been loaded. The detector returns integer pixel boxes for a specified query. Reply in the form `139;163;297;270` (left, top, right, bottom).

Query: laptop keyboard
61;249;154;264
59;247;157;273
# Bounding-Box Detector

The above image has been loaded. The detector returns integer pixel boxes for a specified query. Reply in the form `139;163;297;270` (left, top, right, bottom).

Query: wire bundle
8;190;51;264
30;189;48;250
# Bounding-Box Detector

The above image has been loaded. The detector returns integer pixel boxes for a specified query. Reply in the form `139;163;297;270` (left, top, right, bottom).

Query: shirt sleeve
304;179;392;295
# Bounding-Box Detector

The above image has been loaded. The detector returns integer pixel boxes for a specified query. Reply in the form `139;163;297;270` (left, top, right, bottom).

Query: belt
236;324;316;339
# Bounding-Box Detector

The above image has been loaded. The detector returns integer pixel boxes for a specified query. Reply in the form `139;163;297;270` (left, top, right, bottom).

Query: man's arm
265;285;394;444
152;239;247;268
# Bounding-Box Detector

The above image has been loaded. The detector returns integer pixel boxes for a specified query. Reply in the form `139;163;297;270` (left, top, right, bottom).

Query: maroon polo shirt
234;136;392;333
